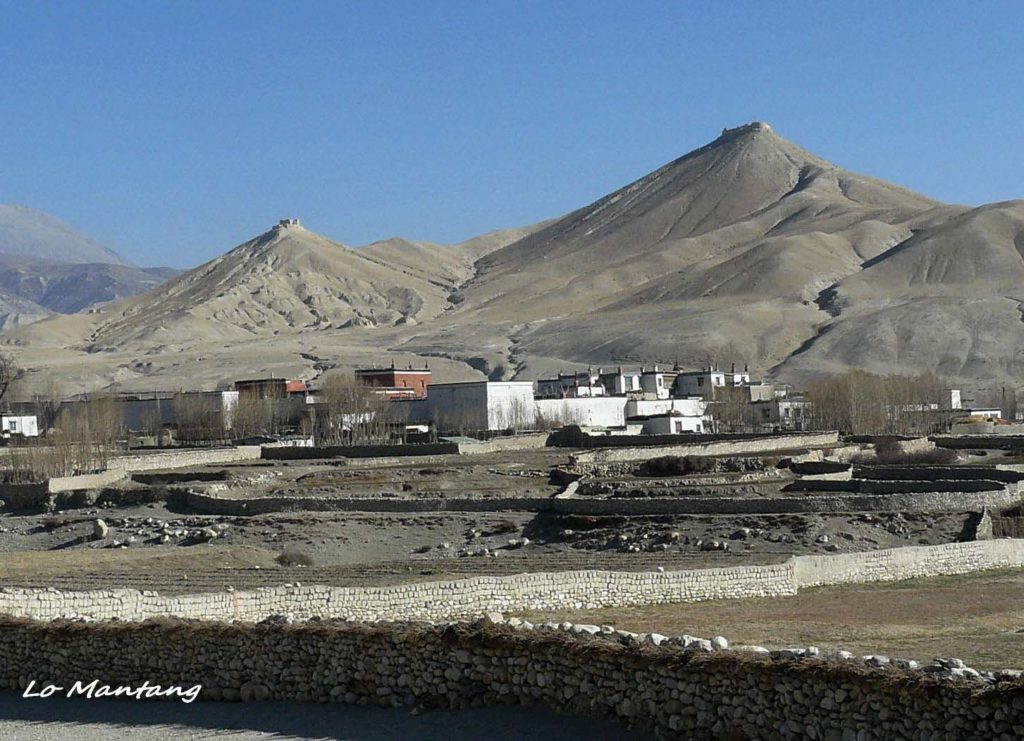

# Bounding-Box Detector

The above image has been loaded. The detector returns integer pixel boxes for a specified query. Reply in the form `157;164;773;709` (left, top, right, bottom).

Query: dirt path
0;692;641;740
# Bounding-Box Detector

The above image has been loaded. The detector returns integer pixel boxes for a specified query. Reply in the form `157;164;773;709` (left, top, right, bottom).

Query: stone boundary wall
0;564;797;622
1;541;1022;624
260;443;459;460
173;486;1024;517
792;539;1024;588
853;465;1024;483
933;435;1024;450
551;427;830;449
108;446;262;472
47;469;126;493
2;620;1021;738
455;433;550;454
570;432;840;463
784;478;1005;494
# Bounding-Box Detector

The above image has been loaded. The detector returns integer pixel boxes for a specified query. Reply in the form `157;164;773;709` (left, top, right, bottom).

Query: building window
697;378;704;387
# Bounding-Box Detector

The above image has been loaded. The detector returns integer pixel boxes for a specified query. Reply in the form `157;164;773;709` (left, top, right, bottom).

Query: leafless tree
0;352;23;407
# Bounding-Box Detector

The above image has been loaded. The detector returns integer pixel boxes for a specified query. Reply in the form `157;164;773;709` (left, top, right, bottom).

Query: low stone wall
933;435;1024;450
172;489;555;516
571;432;840;463
47;469;126;493
260;443;459;460
2;620;1022;738
109;446;262;472
0;563;796;622
853;465;1024;483
174;484;1024;517
2;541;1023;624
455;433;550;454
784;478;1005;494
793;539;1024;588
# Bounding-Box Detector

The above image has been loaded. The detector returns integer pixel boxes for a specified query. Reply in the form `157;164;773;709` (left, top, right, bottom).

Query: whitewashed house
408;381;537;431
1;414;39;438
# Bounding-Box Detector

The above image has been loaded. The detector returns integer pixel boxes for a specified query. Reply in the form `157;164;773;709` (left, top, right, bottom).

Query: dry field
519;568;1024;670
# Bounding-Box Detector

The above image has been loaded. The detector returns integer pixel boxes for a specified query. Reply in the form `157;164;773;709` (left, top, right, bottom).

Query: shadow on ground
0;691;643;740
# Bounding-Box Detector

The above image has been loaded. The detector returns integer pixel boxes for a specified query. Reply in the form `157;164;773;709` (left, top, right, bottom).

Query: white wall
627;398;706;418
1;415;38;437
485;383;536;430
641;415;705;434
535;397;626;427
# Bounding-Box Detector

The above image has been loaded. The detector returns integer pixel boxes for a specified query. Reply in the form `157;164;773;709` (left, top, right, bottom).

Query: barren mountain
6;123;1024;393
84;221;457;350
420;123;1024;385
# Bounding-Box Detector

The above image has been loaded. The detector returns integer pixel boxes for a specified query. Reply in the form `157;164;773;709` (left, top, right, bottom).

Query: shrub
275;550;315;567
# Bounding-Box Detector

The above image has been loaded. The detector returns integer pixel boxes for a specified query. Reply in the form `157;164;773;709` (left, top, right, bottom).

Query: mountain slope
85;220;453;350
0;205;130;265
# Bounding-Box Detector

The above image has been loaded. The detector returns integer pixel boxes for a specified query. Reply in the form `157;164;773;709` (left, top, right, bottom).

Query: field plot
519;569;1024;670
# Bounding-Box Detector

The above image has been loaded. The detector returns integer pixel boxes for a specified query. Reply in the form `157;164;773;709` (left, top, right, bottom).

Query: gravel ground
0;692;641;740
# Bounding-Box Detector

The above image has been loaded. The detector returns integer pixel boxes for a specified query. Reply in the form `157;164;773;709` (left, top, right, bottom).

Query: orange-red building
355;365;431;399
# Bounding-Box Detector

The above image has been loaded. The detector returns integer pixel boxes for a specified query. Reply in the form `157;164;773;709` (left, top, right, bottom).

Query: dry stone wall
571;432;841;463
109;446;262;472
0;564;797;622
1;619;1022;739
2;541;1023;624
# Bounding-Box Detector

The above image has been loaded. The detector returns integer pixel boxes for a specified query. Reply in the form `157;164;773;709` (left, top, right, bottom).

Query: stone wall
260;443;459;460
853;465;1024;483
109;446;262;472
454;433;550;454
2;541;1023;623
0;619;1021;738
570;432;840;463
0;563;797;622
172;486;1024;517
784;478;1005;494
792;539;1024;588
47;469;126;493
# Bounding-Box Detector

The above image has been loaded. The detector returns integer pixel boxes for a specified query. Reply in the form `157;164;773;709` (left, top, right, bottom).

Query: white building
638;412;705;434
409;381;537;431
535;370;607;399
1;414;39;438
625;398;708;433
639;366;675;400
597;367;642;396
673;365;753;398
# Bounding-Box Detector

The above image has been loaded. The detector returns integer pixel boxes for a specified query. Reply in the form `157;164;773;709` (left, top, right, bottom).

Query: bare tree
315;373;399;445
31;374;63;432
0;352;23;406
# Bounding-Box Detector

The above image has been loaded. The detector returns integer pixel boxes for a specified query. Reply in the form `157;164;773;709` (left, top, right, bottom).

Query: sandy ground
0;692;641;740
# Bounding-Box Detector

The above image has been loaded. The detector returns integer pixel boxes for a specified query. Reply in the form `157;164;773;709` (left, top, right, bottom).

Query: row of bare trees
806;370;954;436
310;373;408;445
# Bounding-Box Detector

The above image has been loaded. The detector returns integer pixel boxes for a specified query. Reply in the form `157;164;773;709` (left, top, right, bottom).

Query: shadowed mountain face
6;123;1024;392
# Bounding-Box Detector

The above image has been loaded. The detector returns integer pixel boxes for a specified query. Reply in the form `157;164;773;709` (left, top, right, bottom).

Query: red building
355;365;431;399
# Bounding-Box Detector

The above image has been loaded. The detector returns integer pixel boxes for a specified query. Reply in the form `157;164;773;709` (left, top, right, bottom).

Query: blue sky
2;1;1022;268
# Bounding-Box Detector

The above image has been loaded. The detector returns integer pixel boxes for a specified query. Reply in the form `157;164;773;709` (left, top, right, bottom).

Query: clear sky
2;1;1022;268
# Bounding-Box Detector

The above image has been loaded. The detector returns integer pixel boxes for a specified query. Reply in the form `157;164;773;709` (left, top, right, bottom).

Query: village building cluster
0;359;991;446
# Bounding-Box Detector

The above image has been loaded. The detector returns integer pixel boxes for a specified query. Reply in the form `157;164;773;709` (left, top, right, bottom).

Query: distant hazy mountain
0;206;180;323
0;205;130;265
0;255;179;314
